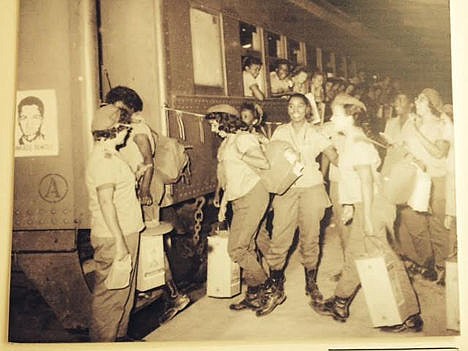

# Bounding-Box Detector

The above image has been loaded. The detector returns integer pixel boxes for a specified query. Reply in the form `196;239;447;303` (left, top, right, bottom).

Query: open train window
266;31;285;72
336;54;347;79
322;50;336;77
190;7;225;95
307;45;319;72
240;21;261;56
287;38;305;67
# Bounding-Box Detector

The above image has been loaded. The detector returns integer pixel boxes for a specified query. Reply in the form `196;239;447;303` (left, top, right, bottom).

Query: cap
92;105;122;131
206;104;239;117
421;88;443;112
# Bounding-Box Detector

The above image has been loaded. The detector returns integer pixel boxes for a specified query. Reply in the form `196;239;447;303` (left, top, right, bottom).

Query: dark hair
18;96;44;116
105;86;143;113
242;56;262;70
288;93;312;121
343;104;375;140
274;59;292;71
240;102;264;127
92;124;131;142
311;70;324;80
205;112;249;134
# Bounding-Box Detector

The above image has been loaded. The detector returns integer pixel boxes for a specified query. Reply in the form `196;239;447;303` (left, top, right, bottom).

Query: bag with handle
152;131;189;184
256;140;304;195
207;224;241;298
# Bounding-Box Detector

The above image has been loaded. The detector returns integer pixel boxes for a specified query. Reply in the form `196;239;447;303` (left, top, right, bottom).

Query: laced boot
270;269;285;293
255;278;286;317
229;285;262;311
311;295;352;322
304;268;323;303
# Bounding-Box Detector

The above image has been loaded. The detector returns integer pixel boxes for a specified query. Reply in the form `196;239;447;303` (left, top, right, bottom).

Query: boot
255;278;287;317
304;268;323;303
380;314;424;333
270;269;285;293
310;295;352;322
229;285;262;311
159;280;190;324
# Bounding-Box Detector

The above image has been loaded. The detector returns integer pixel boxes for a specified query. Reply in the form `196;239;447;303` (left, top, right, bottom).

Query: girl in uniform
206;104;284;316
312;102;423;333
259;93;338;316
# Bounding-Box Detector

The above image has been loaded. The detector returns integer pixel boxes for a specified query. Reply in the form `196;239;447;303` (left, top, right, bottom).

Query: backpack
152;131;189;184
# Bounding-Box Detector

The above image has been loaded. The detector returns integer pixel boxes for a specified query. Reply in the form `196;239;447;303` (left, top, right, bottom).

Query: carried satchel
152;131;189;184
256;140;304;195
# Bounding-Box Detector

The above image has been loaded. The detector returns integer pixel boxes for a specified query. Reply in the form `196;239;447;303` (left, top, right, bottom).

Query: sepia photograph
1;0;467;350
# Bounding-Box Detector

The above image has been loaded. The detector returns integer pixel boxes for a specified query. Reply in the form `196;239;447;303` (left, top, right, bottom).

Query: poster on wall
14;89;59;157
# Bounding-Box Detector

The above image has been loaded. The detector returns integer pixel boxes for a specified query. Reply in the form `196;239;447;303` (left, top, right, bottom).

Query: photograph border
1;0;467;350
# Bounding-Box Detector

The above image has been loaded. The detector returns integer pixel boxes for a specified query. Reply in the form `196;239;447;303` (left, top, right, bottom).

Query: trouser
90;232;140;342
255;195;274;258
334;196;419;318
398;176;449;268
228;181;269;287
329;181;349;256
266;184;330;271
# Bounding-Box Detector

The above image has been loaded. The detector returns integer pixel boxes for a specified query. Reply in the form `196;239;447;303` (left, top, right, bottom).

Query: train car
10;0;450;334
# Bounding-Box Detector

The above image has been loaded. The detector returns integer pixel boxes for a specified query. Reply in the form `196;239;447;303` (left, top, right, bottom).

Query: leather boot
229;285;262;311
304;268;323;303
311;295;352;322
255;278;287;317
270;269;285;293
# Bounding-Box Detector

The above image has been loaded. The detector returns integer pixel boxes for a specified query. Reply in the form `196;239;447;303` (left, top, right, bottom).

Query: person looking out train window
270;59;293;97
242;56;265;101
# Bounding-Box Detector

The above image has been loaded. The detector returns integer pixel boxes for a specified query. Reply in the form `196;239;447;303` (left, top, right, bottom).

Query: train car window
322;50;336;77
266;31;284;61
190;8;225;94
287;38;303;66
306;45;318;71
240;21;266;99
336;54;347;79
348;58;357;78
240;22;261;54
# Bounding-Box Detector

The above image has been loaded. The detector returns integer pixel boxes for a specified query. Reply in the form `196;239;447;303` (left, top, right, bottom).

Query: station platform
144;223;456;345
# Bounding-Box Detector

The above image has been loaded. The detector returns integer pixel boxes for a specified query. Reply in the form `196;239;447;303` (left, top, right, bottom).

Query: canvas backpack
152;131;189;184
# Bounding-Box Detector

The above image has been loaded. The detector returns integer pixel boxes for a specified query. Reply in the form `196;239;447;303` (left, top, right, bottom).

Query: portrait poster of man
15;89;59;157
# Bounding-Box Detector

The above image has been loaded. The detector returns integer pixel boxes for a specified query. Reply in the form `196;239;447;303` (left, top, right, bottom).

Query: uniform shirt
270;71;291;94
383;114;414;145
338;129;381;205
271;122;331;188
320;121;345;182
119;118;155;173
243;70;265;97
86;145;144;238
217;132;262;201
402;114;453;177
